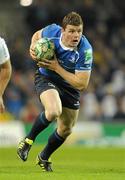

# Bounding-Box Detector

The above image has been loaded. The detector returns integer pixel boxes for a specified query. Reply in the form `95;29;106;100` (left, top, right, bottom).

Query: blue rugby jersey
39;24;93;90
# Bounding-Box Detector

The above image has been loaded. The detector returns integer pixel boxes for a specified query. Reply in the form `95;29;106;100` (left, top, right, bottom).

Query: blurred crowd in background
0;0;125;122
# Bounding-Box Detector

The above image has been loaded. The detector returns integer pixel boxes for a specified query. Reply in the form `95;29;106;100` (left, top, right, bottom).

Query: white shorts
0;37;10;64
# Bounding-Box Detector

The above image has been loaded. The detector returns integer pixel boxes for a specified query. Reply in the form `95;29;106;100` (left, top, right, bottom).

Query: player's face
62;25;83;48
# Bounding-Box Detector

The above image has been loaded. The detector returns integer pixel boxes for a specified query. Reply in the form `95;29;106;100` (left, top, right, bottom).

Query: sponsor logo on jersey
69;55;76;63
84;49;92;64
74;101;80;106
48;82;55;88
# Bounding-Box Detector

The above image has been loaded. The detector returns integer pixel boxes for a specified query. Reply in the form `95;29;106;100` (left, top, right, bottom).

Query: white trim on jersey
0;37;10;65
75;69;91;72
59;33;74;51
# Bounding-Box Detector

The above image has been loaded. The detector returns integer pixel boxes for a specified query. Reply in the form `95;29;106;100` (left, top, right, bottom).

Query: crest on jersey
69;52;79;63
69;55;76;63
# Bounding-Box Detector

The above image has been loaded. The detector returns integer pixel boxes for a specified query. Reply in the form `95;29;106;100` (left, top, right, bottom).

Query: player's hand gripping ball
34;38;55;61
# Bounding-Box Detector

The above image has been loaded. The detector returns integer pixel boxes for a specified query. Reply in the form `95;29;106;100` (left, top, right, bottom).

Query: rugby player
17;12;93;172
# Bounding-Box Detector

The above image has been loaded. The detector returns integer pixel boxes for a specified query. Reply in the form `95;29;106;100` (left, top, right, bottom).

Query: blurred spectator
19;99;41;123
0;111;14;121
113;95;125;120
5;87;24;118
81;86;102;121
101;90;117;121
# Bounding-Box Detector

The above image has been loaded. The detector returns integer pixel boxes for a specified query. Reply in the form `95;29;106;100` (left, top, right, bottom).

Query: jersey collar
59;33;74;51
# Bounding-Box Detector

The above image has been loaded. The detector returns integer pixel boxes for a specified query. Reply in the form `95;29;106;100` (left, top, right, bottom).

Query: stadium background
0;0;125;146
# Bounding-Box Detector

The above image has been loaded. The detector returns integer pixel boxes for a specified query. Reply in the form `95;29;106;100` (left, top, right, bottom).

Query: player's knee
60;127;72;138
65;128;72;137
46;106;62;121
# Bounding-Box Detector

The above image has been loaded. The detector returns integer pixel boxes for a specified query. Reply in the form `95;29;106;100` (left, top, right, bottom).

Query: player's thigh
35;70;62;112
57;107;79;128
40;89;62;111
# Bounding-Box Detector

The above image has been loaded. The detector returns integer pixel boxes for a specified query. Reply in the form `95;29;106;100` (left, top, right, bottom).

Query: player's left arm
56;64;91;91
55;63;91;91
37;58;91;91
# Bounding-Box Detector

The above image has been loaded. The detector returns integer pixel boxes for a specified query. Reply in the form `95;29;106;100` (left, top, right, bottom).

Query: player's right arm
0;37;12;113
29;30;42;61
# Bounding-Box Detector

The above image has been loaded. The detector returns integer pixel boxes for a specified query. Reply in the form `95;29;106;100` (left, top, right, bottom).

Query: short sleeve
41;24;61;38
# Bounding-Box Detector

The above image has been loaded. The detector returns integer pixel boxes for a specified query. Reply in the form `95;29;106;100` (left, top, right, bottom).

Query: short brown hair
62;12;83;29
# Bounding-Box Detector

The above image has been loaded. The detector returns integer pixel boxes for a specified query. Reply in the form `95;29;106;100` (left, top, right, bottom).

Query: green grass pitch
0;145;125;180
